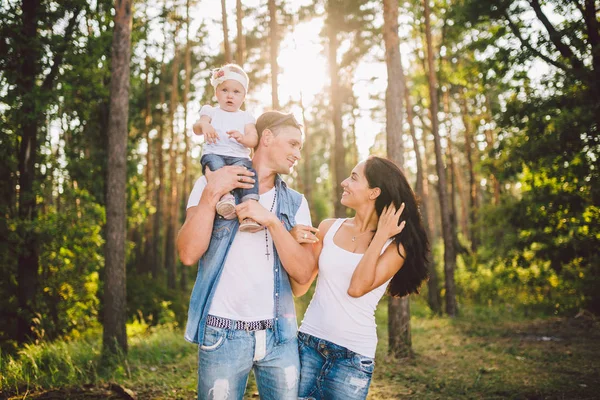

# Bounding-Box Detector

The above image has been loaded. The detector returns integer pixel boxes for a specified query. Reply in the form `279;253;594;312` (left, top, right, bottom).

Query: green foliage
3;305;599;398
449;0;600;314
0;323;195;396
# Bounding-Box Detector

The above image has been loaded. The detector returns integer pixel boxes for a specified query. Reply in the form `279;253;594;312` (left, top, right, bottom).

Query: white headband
210;67;249;93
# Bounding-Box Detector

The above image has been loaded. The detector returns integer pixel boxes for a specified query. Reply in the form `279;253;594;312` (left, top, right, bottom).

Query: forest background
1;0;599;398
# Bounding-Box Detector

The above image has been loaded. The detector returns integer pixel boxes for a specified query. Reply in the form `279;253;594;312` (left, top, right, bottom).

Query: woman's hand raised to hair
375;203;406;240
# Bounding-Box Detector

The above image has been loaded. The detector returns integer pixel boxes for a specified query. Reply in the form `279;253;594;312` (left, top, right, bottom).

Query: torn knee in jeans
284;365;298;390
207;379;230;399
349;376;369;394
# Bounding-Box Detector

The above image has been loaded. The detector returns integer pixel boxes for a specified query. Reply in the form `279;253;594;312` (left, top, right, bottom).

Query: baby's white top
200;105;255;159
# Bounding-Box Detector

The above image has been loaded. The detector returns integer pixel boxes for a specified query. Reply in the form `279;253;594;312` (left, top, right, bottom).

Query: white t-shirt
299;218;393;358
187;176;312;321
200;105;255;159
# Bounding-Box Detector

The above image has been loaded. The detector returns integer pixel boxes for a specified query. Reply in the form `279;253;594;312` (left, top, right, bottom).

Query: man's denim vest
184;175;303;346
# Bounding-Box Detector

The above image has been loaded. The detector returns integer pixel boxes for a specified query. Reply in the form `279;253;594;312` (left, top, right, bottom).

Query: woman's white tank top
299;218;393;358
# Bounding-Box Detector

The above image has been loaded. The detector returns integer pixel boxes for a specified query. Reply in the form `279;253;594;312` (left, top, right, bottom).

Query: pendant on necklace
352;236;356;242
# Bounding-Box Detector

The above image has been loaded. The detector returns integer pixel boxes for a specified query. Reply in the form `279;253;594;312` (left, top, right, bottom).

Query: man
177;111;317;400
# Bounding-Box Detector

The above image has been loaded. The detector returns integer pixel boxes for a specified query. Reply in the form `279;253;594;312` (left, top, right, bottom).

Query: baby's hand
204;124;219;144
227;130;244;144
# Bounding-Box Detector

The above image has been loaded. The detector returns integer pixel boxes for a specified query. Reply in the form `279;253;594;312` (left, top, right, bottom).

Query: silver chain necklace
352;229;376;242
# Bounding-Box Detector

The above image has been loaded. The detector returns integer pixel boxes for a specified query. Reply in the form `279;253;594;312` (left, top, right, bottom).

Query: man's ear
370;187;381;200
261;128;274;146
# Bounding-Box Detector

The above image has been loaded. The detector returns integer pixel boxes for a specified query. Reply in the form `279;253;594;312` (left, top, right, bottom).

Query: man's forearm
269;221;316;284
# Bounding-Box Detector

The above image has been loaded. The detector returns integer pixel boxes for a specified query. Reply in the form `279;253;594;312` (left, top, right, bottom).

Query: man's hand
203;166;255;203
235;200;279;227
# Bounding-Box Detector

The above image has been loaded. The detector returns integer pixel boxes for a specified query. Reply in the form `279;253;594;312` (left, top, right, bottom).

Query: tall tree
383;0;412;358
406;87;441;314
221;0;232;63
12;0;83;343
180;0;192;291
152;28;168;280
103;0;132;354
235;0;245;65
326;0;346;218
299;93;313;215
423;0;458;316
166;27;181;290
458;91;478;251
268;0;280;108
142;55;154;275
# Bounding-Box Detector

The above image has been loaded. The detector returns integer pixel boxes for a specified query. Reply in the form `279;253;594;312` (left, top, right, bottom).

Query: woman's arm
347;205;407;297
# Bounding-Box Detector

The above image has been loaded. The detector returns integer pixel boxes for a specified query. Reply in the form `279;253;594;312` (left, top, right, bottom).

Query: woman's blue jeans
297;332;375;400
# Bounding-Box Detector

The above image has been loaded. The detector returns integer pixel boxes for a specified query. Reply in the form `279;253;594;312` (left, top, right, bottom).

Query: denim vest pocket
352;354;375;375
200;325;226;351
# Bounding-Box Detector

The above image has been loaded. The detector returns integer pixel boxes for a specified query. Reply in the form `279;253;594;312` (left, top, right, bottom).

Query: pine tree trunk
326;3;345;218
268;0;279;109
180;0;192;291
383;0;411;358
221;0;232;63
444;88;469;240
299;94;313;220
142;56;154;276
166;34;180;290
405;88;441;314
103;0;132;354
152;36;167;280
458;93;478;252
235;0;245;65
16;0;41;344
484;93;501;205
423;0;458;316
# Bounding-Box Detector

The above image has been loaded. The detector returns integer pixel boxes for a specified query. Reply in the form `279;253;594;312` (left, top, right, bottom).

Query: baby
193;64;261;233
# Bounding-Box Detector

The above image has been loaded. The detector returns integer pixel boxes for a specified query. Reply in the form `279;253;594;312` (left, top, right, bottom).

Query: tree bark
268;0;279;109
235;0;245;65
383;0;411;358
142;56;154;275
180;0;192;291
458;92;478;252
103;0;132;355
152;35;167;280
16;0;41;344
326;1;346;218
484;93;501;205
423;0;458;316
405;88;441;314
221;0;232;63
166;33;181;290
299;93;313;220
16;0;82;343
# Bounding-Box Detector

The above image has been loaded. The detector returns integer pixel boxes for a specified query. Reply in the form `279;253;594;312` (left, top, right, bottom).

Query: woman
290;156;429;400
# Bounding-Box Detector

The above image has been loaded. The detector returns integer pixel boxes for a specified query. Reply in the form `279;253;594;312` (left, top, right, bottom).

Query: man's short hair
255;111;302;148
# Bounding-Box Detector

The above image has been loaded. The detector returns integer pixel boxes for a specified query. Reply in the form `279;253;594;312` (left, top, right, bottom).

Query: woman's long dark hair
364;156;430;297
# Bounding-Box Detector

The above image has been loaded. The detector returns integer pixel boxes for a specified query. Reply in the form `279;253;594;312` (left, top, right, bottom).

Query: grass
1;300;599;399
